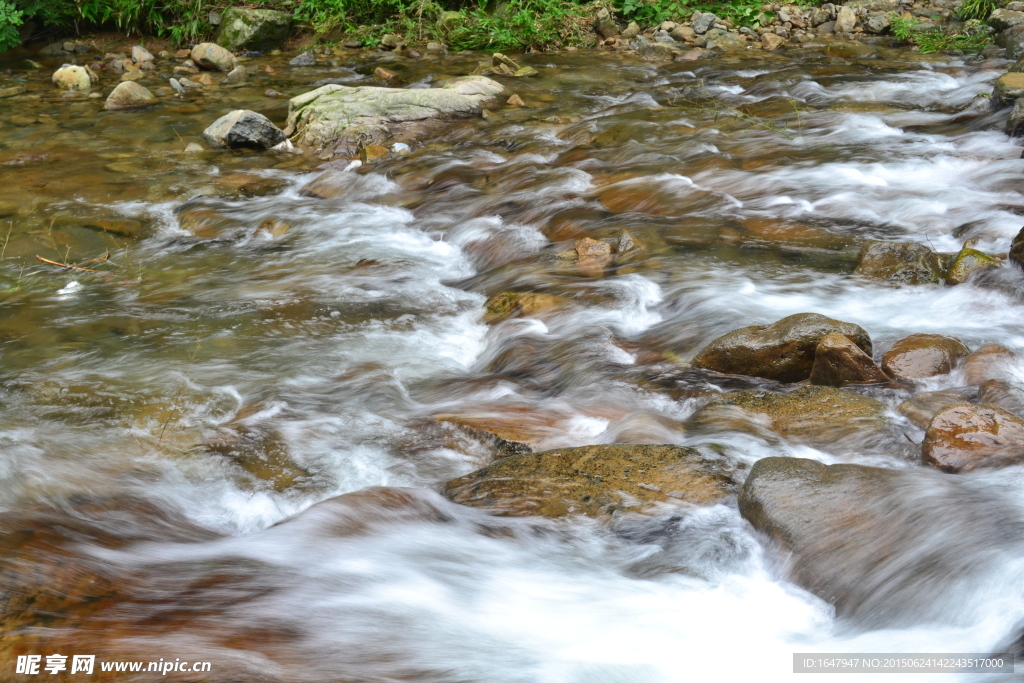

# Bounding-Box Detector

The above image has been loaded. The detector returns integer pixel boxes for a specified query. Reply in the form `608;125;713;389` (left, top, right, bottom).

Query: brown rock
103;81;157;110
963;344;1015;385
897;388;974;429
373;66;397;81
254;219;290;238
810;332;891;387
298;171;352;199
881;334;970;380
175;48;191;58
360;143;390;163
443;444;738;518
574;236;612;259
691;312;871;383
506;93;526;107
923;403;1024;472
762;32;786;50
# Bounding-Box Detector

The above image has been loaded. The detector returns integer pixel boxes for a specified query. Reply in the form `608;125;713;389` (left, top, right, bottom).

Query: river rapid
1;40;1024;682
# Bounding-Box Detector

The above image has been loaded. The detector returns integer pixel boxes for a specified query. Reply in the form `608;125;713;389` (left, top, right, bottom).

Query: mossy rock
484;291;567;322
443;444;739;518
945;247;1001;285
217;8;293;52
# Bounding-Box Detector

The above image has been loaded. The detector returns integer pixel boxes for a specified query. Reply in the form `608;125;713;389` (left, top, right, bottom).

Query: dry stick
35;255;98;272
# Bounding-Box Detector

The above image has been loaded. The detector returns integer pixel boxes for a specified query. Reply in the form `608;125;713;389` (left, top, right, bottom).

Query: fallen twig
35;255;97;272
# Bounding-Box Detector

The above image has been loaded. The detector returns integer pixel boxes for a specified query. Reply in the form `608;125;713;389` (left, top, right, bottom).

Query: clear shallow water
2;42;1024;681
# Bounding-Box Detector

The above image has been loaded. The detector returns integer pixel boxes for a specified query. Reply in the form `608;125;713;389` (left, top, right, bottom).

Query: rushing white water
2;46;1024;682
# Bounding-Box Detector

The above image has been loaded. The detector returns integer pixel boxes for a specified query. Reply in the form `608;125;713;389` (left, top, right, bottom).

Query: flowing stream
2;41;1024;682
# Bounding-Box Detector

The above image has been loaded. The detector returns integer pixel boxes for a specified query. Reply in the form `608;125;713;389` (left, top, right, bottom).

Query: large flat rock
284;76;505;153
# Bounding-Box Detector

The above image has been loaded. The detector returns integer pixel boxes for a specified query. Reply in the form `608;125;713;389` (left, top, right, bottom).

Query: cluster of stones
590;0;940;56
986;3;1024;134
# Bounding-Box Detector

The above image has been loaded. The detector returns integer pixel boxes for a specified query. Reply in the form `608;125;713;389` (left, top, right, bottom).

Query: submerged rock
923;402;1024;472
103;81;157;110
963;344;1016;385
191;42;236;72
978;379;1024;417
945;247;1001;284
897;388;974;429
443;444;739;518
809;332;891;387
284;76;504;153
854;240;944;285
289;51;316;67
739;457;1024;624
692;386;890;446
881;333;970;381
691;312;871;383
483;291;568;322
217;7;292;51
202;110;287;149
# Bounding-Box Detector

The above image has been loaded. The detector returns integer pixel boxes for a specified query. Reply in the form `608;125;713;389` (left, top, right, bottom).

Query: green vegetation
956;0;995;21
889;12;991;53
0;0;23;51
618;0;779;29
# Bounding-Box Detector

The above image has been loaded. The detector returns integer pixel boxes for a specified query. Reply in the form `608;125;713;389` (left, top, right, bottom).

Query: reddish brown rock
922;403;1024;472
962;344;1015;385
483;291;568;322
881;334;970;380
897;388;973;429
810;332;891;387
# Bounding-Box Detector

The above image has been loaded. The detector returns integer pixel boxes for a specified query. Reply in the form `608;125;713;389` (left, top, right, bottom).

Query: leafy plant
0;0;23;51
888;12;990;53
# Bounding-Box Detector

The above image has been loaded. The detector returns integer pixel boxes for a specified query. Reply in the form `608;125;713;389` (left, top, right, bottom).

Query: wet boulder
289;51;316;66
691;386;890;447
1010;226;1024;269
897;388;974;429
217;7;292;51
691;312;871;383
993;72;1024;108
945;247;1001;284
881;333;970;380
202;110;287;149
52;65;92;90
854;240;945;285
442;444;739;518
103;81;157;110
923;403;1024;472
963;344;1016;385
284;76;504;154
978;379;1024;417
739;457;1024;624
190;42;236;72
809;332;891;387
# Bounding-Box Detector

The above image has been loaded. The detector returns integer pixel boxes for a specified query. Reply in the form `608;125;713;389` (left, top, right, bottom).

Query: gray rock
997;24;1024;60
865;13;891;33
594;7;619;38
222;65;248;85
104;81;157;110
191;42;236;72
169;77;185;94
131;45;154;62
216;8;292;51
692;12;717;34
739;457;1024;625
203;110;287;149
835;5;858;32
638;41;682;59
989;8;1024;31
289;51;316;67
622;21;641;40
284;76;504;153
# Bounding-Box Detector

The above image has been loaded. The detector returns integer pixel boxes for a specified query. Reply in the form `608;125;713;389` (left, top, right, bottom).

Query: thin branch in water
35;255;97;272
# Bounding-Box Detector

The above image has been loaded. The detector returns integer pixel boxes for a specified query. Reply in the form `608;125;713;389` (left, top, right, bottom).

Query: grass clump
889;12;991;53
